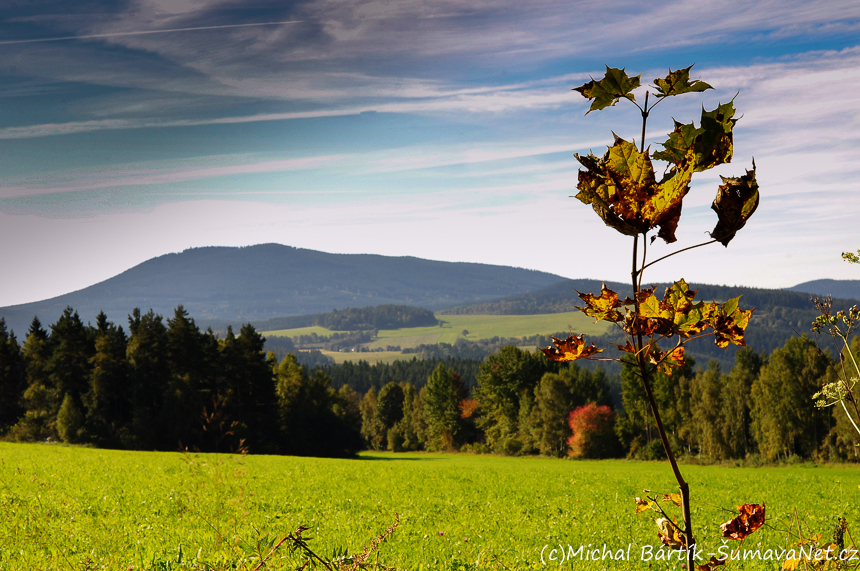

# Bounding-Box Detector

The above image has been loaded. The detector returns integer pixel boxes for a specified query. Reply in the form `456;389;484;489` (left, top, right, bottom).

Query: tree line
0;305;855;462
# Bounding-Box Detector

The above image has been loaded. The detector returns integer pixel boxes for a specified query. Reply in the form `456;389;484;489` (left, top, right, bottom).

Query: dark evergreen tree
474;346;557;453
0;319;24;433
125;308;171;449
274;354;362;457
220;324;279;453
84;311;129;446
376;382;405;431
47;307;93;442
423;363;461;451
12;317;56;440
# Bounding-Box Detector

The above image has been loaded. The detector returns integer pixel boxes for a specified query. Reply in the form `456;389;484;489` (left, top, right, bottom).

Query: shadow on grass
355;454;439;461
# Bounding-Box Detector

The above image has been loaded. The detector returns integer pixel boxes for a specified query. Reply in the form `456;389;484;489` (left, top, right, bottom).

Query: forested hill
440;279;860;370
788;279;860;300
0;244;564;336
253;305;438;332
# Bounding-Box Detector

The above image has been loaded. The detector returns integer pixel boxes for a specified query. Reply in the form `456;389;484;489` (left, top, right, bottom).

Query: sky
0;0;858;307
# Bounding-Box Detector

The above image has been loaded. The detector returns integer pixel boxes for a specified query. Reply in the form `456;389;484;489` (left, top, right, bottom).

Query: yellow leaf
541;335;602;362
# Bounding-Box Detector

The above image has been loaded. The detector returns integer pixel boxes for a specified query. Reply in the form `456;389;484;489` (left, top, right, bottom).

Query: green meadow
1;442;858;570
263;311;610;349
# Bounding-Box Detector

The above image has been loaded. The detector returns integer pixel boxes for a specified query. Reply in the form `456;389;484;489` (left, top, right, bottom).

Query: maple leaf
710;161;759;246
659;493;683;506
720;503;765;540
573;66;641;114
575;137;694;243
656;516;687;549
697;100;737;170
577;283;624;322
705;296;754;348
653;101;736;172
649;346;686;376
653;65;713;98
636;280;708;338
541;334;602;362
634;497;654;514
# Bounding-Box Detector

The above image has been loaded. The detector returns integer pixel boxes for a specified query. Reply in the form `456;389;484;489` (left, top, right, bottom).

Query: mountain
0;244;565;336
787;279;860;301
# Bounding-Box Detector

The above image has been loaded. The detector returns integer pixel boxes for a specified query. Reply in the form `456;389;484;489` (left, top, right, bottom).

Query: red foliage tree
567;404;617;459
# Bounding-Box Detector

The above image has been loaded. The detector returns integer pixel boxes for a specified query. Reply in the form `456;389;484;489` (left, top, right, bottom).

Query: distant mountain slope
787;279;860;301
441;279;860;371
0;244;565;336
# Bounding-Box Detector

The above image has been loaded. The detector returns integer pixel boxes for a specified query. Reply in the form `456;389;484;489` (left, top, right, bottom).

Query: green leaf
653;101;736;172
698;100;737;170
710;161;759;246
652;120;702;165
573;66;641;114
653;65;712;98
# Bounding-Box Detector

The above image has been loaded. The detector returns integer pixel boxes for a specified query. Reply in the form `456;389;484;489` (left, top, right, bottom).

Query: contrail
0;21;303;46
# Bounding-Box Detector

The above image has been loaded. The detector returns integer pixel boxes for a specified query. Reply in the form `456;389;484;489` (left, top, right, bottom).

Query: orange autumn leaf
541;334;602;362
648;345;686;376
720;503;765;540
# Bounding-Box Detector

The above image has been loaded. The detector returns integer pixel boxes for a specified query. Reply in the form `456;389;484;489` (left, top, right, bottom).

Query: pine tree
0;319;24;433
84;311;129;447
423;364;460;451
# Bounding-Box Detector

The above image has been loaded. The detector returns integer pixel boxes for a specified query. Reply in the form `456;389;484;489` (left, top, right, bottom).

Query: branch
640;239;718;272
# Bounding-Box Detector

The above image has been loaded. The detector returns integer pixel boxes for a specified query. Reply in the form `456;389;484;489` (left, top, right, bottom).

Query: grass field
1;442;858;570
263;311;611;351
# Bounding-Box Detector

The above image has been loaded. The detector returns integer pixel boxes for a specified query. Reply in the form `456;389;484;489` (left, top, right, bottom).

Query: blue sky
0;0;858;307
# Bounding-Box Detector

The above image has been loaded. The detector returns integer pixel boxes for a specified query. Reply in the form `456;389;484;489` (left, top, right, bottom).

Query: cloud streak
0;20;303;45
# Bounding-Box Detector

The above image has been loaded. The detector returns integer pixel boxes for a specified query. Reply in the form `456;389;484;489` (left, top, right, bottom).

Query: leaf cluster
543;280;753;375
572;65;758;246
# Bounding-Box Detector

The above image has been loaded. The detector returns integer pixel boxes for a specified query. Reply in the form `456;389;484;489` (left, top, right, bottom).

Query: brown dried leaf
720;503;765;540
711;161;759;246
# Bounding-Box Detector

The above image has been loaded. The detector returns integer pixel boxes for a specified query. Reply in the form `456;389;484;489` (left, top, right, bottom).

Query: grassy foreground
0;442;858;570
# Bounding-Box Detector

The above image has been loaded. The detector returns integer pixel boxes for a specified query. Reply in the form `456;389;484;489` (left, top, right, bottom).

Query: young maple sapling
542;65;761;569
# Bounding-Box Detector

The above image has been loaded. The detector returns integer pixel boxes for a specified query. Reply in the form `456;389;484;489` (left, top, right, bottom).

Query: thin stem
639;232;648;292
640;91;650;153
641;239;718;272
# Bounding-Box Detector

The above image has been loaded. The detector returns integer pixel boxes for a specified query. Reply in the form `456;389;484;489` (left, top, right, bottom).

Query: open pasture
263;311;610;350
0;442;857;570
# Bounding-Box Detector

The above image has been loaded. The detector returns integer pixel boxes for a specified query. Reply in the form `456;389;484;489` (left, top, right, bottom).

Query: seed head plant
542;65;761;569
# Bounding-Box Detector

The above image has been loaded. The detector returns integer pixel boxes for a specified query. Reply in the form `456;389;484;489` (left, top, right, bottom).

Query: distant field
319;350;415;365
263;311;610;351
2;442;857;570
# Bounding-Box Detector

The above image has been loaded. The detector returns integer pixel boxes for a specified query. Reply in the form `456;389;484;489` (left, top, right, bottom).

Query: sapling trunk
633;100;695;569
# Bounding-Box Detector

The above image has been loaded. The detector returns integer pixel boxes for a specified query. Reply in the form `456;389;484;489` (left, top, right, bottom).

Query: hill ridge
0;244;565;336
